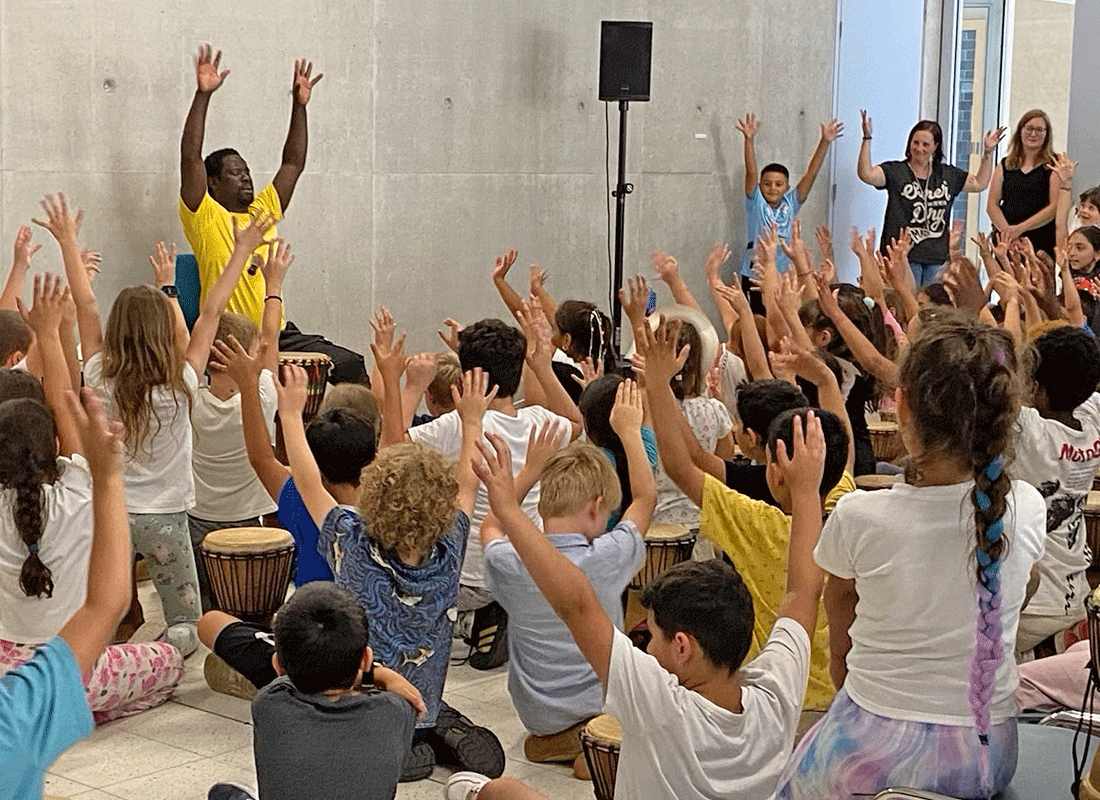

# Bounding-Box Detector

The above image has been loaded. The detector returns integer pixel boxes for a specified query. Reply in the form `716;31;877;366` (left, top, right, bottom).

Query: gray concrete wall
1068;0;1100;189
0;0;837;357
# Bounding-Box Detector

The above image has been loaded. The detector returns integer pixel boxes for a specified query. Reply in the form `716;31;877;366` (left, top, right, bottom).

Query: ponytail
14;473;52;598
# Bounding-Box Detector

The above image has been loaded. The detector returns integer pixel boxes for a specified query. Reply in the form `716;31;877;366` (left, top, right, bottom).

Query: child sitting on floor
485;380;654;776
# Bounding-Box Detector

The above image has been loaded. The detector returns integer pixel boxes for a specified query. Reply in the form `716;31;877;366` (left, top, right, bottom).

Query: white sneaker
443;771;491;800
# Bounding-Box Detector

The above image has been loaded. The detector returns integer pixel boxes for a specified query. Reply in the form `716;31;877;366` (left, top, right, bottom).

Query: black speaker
599;21;652;102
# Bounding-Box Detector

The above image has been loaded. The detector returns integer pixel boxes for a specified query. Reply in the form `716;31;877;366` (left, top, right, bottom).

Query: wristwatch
160;284;179;298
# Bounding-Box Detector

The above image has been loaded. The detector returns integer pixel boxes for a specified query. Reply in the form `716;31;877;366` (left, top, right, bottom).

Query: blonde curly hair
357;443;458;561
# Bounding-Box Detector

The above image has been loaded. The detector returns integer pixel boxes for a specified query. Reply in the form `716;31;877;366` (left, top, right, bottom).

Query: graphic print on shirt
899;178;953;247
1037;478;1089;614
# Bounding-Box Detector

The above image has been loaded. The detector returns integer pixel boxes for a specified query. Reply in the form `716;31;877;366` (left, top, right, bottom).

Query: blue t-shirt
318;506;470;729
278;477;334;586
598;425;659;530
0;637;93;800
740;185;803;276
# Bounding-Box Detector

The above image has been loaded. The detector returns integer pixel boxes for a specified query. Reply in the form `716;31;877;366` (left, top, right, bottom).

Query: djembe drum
200;528;296;626
580;714;622;800
1086;492;1100;571
855;474;902;492
277;351;332;419
868;420;903;462
629;523;696;591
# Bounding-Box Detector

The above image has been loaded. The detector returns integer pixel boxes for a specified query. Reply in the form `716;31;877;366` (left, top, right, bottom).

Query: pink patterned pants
0;637;185;724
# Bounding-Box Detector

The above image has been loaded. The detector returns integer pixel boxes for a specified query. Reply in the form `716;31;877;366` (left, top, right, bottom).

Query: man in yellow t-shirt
177;44;367;385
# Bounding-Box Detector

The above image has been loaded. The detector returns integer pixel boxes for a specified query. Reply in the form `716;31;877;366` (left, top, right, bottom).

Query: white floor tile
113;700;252;757
50;727;202;788
43;773;92;797
100;757;256;800
70;790;124;800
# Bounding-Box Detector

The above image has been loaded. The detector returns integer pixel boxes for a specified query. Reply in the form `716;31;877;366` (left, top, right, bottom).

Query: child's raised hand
619;274;650;330
714;280;750;314
735;112;759;140
370;330;407;378
65;387;125;475
261;239;295;285
704;242;731;287
529;264;549;294
775;411;825;499
820;118;844;143
370;306;395;349
453;366;498;428
650;250;680;285
32;194;83;244
516;301;552;368
609;378;644;437
405;351;438;390
815;225;834;263
524;419;566;477
276;363;310;419
437;317;462;353
992;271;1020;306
472;432;519;513
17;272;67;336
812;272;843;319
637;316;689;388
210;334;264;387
231;212;277;253
148;241;178;288
12;224;41;269
81;248;102;282
492;249;518;282
819;258;838;285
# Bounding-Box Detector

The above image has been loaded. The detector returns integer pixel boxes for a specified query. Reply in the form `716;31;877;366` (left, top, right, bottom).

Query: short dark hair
760;163;790;181
204;147;241;180
305;408;377;486
458;319;526;398
273;582;369;695
767;408;849;496
1030;326;1100;412
919;282;954;307
0;368;45;404
1080;187;1100;209
640;559;755;674
735;379;810;439
0;310;32;364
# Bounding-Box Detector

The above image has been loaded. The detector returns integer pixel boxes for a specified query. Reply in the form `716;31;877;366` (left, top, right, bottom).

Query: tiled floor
44;583;596;800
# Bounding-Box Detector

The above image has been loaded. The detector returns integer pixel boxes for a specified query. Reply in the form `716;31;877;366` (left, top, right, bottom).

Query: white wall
0;0;838;356
1068;0;1099;188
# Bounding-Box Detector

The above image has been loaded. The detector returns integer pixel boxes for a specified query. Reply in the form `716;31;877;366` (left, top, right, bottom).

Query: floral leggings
0;638;184;724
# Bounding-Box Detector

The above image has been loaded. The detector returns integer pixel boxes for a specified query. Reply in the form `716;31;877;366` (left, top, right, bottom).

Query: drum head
644;522;691;542
201;527;295;554
278;351;333;365
867;420;898;434
855;474;902;491
1086;491;1100;514
584;714;623;745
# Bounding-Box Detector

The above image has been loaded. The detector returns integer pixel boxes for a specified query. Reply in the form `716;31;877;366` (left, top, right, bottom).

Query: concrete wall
1068;0;1100;186
0;0;837;357
1008;0;1074;152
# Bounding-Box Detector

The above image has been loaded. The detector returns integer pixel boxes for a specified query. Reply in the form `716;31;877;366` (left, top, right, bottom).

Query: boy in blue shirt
735;112;843;304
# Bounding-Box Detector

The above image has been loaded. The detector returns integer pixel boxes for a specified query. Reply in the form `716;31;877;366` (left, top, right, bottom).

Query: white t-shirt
190;370;279;522
717;345;748;425
0;455;93;643
408;405;573;588
604;619;810;800
654;396;733;526
84;353;199;514
814;480;1046;725
1011;397;1100;617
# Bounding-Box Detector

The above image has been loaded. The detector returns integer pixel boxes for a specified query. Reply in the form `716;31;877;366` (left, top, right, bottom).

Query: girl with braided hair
776;311;1046;799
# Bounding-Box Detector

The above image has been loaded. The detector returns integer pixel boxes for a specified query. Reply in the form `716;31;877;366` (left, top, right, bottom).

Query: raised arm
210;336;289;499
652;251;703;311
703;243;738;335
277;365;338;529
529;265;559;331
1053;153;1077;251
57;390;132;675
490;249;526;321
736;113;760;197
773;412;827;639
32;194;101;360
452;367;497;518
813;273;899;387
257;240;293;375
185;213;275;376
272;59;322;211
715;281;771;381
963;128;1006;193
474;433;615;686
609;379;658;534
148;241;189;358
0;226;40;311
517;302;583;439
772;340;855;474
856;111;886;188
181;45;229;212
372;326;410;447
991;272;1023;349
797;118;844;203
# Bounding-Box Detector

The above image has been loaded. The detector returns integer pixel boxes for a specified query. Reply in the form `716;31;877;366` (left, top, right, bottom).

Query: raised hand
650;250;680;285
210;334;265;387
736;113;760;140
370;330;407;379
636;315;689;388
515;300;552;368
704;242;731;287
65;388;125;476
983;127;1008;153
529;264;549;295
472;433;519;513
453;367;498;428
860;110;873;139
991;271;1020;306
948;219;964;258
774;411;826;499
276;363;310;418
609;379;644;438
819;258;838;285
820;118;844;143
260;239;295;286
437;317;462;353
405;351;439;390
80;248;102;282
12;225;40;270
619;274;650;330
292;58;323;106
17;272;66;337
571;357;603;391
231;212;277;253
715;280;751;315
370;306;395;349
195;44;230;94
148;241;178;288
944;257;988;312
524;419;567;476
1053;152;1077;189
32;194;83;244
812;272;843;319
815;225;834;264
492;249;518;282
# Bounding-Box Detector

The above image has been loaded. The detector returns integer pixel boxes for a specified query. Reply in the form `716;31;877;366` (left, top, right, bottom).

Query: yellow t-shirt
178;184;283;328
699;470;855;711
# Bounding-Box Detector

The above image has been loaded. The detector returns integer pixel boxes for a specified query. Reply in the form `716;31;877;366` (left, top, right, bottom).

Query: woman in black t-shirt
857;113;1006;287
986;109;1059;257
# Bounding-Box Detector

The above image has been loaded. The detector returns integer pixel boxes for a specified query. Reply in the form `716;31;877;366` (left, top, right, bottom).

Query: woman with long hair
987;109;1059;257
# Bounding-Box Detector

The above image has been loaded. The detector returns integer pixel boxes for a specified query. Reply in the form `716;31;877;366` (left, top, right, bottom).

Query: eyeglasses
1023;126;1047;135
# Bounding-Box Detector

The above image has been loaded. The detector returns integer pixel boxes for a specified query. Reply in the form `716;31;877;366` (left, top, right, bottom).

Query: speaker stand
610;99;633;356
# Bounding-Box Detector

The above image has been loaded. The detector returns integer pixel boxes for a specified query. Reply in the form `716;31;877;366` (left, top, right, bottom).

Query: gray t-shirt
252;677;415;800
877;160;968;265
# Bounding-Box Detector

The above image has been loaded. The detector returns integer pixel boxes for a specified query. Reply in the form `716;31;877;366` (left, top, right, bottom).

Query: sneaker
208;782;257;800
467;601;508;670
204;653;257;702
430;703;506;778
443;771;491;800
400;740;436;782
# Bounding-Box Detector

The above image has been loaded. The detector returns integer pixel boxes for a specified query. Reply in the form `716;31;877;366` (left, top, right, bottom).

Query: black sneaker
399;740;436;782
208;783;257;800
429;702;506;778
467;601;508;670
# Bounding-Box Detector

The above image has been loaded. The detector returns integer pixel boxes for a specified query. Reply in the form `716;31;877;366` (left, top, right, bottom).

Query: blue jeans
910;260;944;288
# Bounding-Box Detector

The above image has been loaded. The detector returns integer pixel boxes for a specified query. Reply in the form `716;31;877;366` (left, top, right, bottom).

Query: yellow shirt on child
178;184;283;328
699;471;855;711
